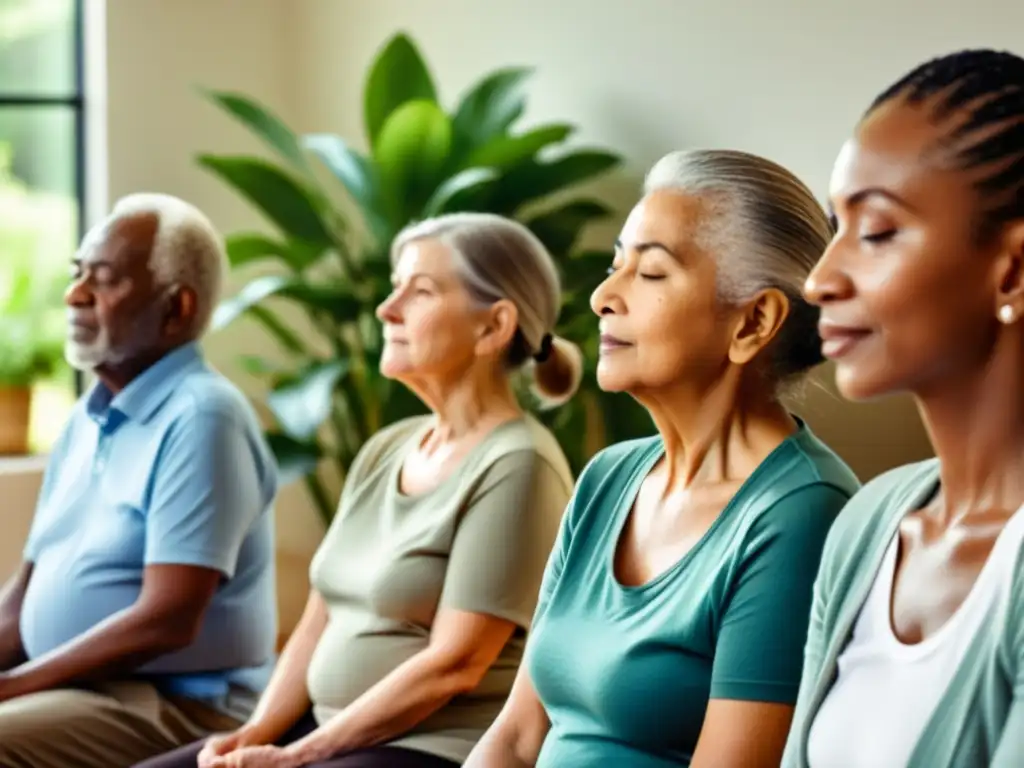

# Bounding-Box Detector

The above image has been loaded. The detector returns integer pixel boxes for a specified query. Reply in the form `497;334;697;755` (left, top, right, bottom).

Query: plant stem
303;471;335;529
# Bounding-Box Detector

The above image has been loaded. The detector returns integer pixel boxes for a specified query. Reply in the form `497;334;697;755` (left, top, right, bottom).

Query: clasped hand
198;730;304;768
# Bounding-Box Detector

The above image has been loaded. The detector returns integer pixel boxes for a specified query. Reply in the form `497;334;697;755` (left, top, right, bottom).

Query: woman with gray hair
465;149;861;768
137;213;579;768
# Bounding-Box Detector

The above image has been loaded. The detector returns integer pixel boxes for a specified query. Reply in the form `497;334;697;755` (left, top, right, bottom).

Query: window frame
0;0;87;396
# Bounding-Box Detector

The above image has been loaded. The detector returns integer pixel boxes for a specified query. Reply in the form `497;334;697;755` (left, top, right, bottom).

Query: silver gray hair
110;193;228;337
644;149;832;385
391;212;582;405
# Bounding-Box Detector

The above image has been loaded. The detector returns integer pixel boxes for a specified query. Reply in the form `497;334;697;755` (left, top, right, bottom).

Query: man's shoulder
165;366;260;425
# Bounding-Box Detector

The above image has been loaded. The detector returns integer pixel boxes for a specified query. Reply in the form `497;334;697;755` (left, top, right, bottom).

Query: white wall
3;0;1023;634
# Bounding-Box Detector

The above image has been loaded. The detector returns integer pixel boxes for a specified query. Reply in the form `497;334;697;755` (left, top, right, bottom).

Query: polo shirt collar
85;342;204;425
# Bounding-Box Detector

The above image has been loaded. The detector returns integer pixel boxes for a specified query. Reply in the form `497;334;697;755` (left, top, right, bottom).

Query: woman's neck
917;340;1024;521
414;366;522;447
640;374;796;494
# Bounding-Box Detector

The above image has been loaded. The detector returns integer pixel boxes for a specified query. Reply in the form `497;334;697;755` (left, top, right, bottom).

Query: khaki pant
0;681;243;768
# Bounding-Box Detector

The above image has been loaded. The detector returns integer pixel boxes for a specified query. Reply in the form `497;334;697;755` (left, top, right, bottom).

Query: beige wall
292;0;1024;481
3;0;1022;632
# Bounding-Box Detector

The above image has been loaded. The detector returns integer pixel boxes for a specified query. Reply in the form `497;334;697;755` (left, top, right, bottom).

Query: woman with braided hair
784;49;1024;767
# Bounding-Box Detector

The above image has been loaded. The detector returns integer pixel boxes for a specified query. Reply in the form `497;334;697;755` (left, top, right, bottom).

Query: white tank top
807;506;1024;768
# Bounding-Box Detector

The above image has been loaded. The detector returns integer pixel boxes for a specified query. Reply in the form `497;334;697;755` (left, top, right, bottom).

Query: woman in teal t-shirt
465;149;860;768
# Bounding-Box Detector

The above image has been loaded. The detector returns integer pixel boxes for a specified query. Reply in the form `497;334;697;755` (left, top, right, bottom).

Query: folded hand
204;744;301;768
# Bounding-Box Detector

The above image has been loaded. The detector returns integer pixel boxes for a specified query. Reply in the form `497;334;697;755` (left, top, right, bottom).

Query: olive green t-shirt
306;415;574;764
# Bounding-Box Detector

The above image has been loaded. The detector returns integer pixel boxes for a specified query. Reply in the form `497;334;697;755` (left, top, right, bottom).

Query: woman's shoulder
565;435;662;514
828;458;939;546
464;415;576;488
813;459;940;591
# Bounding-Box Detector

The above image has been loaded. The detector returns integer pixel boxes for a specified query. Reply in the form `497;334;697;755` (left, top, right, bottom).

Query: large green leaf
214;275;293;329
422;167;498;217
364;33;437;149
374;100;453;221
559;248;613;300
526;200;614;257
282;282;364;324
201;89;309;171
225;233;324;272
303;134;392;246
265;431;323;486
268;360;350;441
600;390;655;444
490;150;621;215
450;67;533;157
197;155;333;245
214;275;363;329
246;305;308;355
238;355;286;377
465;124;574;170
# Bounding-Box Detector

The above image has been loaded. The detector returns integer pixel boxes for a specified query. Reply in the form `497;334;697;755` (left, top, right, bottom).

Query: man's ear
163;284;198;337
993;220;1024;324
474;299;519;358
727;288;790;365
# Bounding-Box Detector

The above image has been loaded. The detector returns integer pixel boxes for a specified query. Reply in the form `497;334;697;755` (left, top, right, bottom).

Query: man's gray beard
64;321;158;373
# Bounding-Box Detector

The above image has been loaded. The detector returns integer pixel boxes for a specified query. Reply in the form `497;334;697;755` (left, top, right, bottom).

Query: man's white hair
110;192;228;337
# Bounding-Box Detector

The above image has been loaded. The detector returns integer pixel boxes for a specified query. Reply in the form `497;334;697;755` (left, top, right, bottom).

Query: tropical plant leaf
246;305;308;355
559;248;613;302
197;155;333;245
600;390;655;444
364;33;437;149
490;150;621;215
214;275;362;330
374;100;453;222
201;89;309;171
526;200;614;257
225;233;324;272
465;124;574;171
238;355;286;377
214;275;293;330
302;134;391;243
282;282;363;324
265;431;324;486
450;67;533;157
422;167;498;217
268;360;350;441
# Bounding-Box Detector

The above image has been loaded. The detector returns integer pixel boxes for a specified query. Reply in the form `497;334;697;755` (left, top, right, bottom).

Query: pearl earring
999;305;1016;324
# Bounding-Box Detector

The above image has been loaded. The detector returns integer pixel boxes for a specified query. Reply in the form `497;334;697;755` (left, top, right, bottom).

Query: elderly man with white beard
0;193;279;768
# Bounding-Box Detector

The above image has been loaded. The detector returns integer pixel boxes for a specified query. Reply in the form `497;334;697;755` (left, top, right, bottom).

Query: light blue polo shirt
20;342;278;712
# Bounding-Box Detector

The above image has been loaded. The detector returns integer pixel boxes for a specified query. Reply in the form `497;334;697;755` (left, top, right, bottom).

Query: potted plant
0;241;67;456
198;32;652;525
0;144;69;455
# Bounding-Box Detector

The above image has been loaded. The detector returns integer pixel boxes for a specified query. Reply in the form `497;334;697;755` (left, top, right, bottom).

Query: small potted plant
0;145;71;456
0;254;66;455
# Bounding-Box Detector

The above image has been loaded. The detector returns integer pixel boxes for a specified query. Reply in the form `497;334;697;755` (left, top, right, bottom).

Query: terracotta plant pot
0;386;32;456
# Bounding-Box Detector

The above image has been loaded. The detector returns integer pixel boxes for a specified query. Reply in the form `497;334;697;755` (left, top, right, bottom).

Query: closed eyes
861;229;897;244
605;266;667;280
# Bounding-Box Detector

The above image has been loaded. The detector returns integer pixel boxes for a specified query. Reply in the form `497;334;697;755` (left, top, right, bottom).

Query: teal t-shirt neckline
605;419;811;597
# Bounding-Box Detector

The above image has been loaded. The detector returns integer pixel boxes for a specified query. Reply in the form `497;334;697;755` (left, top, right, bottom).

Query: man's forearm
0;605;190;698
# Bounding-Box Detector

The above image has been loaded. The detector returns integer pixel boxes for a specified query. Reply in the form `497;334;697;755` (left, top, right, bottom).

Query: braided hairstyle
867;49;1024;237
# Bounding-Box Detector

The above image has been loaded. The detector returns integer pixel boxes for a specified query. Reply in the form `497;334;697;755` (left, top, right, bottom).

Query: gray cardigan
782;459;1024;767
